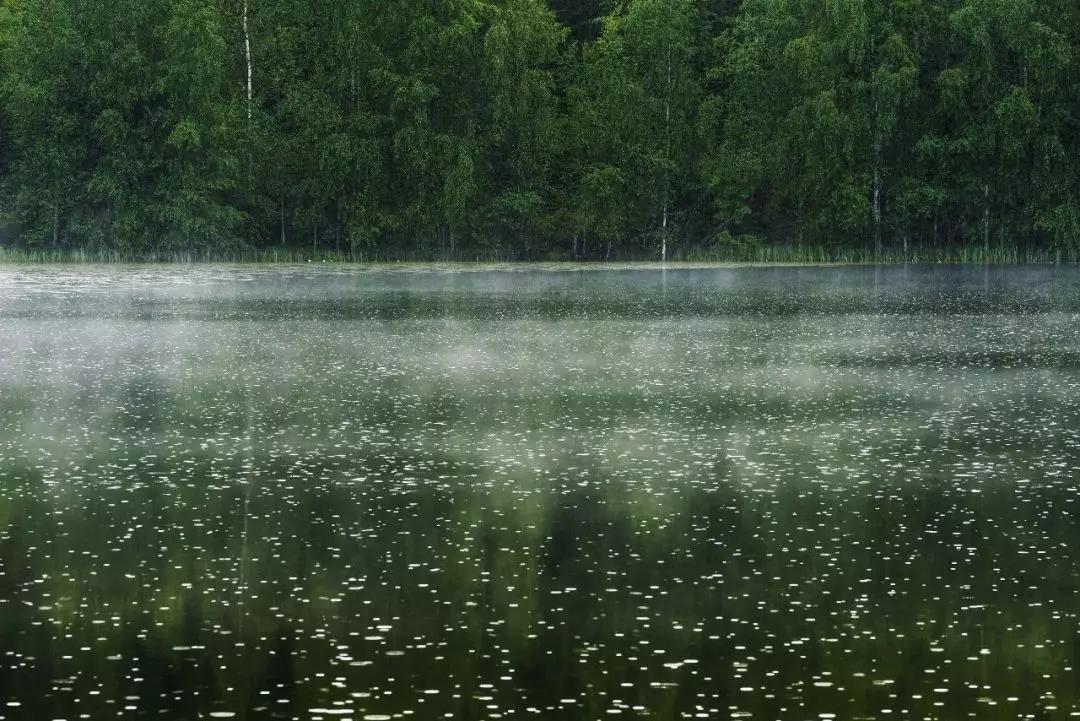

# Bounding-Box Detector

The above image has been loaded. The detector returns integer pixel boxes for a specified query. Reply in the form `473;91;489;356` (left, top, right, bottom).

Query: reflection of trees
3;298;1080;719
5;410;1080;719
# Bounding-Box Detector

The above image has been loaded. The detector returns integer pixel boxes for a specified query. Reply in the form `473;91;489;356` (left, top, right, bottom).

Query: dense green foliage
1;0;1078;260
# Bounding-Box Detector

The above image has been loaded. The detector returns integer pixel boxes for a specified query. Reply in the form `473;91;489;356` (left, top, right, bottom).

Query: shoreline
0;260;1072;271
1;253;1075;269
2;239;1074;268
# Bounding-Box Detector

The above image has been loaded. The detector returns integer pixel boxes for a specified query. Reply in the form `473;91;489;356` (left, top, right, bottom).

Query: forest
0;0;1078;261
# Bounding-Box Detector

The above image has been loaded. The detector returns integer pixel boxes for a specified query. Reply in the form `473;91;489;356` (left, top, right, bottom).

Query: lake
1;264;1079;720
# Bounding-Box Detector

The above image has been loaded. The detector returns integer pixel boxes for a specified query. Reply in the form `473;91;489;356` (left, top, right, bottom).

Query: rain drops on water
0;265;1077;720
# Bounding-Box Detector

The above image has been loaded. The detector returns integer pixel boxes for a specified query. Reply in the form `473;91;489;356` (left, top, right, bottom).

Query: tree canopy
1;0;1078;259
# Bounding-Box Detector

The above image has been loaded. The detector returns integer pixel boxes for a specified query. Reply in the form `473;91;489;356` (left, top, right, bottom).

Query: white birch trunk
872;169;882;257
662;204;668;262
872;95;882;259
243;0;253;122
661;45;672;263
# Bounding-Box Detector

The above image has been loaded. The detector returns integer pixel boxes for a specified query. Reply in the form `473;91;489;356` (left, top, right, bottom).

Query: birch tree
481;0;565;258
706;0;917;251
1;0;1079;257
572;0;705;259
937;0;1075;249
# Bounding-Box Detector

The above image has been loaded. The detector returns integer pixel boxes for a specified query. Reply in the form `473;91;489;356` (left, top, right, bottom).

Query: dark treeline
1;0;1078;260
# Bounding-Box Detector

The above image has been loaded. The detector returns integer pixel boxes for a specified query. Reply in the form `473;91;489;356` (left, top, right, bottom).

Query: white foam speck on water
1;265;1078;719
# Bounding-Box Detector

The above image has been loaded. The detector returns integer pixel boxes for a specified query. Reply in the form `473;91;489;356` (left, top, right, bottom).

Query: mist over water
2;265;1080;720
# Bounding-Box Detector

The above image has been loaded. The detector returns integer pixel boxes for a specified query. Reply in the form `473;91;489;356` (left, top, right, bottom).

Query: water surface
1;264;1079;720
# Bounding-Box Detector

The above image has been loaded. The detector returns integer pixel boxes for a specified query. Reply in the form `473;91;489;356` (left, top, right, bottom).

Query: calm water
1;264;1079;721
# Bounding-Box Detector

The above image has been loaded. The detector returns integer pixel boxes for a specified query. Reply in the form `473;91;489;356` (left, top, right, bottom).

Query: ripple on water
0;265;1077;720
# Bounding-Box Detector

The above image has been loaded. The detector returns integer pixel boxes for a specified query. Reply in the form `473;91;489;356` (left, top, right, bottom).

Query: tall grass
684;243;1077;265
0;245;519;265
0;243;1076;265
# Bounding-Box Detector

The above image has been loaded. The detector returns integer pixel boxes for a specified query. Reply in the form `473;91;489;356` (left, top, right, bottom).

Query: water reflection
1;266;1079;720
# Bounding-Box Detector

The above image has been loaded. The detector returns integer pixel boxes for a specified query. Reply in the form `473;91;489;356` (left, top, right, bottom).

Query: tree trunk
241;0;254;185
243;0;253;122
662;204;668;262
872;169;882;257
53;204;59;248
982;184;990;255
280;194;286;246
871;95;883;259
661;44;672;263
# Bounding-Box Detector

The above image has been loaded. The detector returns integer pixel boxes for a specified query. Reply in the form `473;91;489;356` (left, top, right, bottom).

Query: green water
1;265;1079;720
